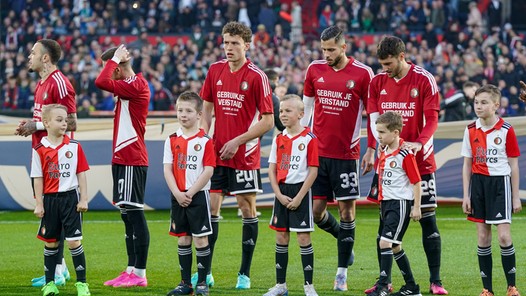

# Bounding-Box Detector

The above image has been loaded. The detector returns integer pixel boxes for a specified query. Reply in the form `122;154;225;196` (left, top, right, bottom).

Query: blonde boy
163;91;216;296
266;94;319;296
461;84;521;296
31;104;90;296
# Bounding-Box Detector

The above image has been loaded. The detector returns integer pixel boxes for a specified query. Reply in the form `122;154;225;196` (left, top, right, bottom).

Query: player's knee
193;236;208;248
296;232;311;246
379;239;392;250
497;231;512;247
45;242;60;249
67;240;81;249
276;232;290;245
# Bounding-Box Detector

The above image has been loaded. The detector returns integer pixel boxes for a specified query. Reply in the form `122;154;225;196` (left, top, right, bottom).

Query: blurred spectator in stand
349;0;362;32
2;75;18;110
264;68;285;132
318;4;334;33
375;3;390;32
196;0;213;31
254;24;270;47
487;0;503;31
361;7;375;33
466;2;482;33
96;90;116;111
277;3;292;39
430;0;446;34
238;1;251;28
152;77;174;111
77;98;95;118
422;23;439;49
290;1;302;45
440;84;468;122
407;0;426;31
462;81;480;120
258;2;277;35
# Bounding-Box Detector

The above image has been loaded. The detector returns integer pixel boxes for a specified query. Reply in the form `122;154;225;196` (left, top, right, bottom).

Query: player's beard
389;60;403;78
328;54;343;68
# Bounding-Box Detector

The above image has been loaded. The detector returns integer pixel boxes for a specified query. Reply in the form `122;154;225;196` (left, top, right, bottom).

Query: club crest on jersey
494;137;502;145
65;151;73;159
410;88;419;98
43;92;48;101
389;161;397;168
298;143;305;151
240;81;249;91
346;80;355;89
371;185;378;196
194;144;202;151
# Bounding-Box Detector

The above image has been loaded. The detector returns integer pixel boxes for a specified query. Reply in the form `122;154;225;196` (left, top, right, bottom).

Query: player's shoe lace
430;281;448;295
333;273;348;291
75;282;91;296
235;273;250;289
263;283;289;296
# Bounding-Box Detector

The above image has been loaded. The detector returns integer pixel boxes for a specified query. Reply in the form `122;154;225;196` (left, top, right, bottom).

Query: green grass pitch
1;205;524;295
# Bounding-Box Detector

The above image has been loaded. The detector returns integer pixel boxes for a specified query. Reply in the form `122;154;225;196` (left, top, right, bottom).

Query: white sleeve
300;95;315;127
369;112;380;143
30;149;43;178
460;127;472;158
268;136;278;164
162;138;174;164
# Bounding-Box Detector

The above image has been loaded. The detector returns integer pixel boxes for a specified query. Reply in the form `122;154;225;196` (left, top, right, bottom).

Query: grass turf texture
0;205;524;295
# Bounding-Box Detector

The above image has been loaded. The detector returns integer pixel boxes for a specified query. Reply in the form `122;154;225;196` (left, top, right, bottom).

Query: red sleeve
416;75;440;145
95;60;118;93
506;126;521;157
200;66;214;103
50;73;76;114
303;64;315;97
76;144;90;173
417;110;438;145
203;138;217;167
402;152;421;184
367;77;380;148
254;71;274;114
95;60;148;100
307;137;319;167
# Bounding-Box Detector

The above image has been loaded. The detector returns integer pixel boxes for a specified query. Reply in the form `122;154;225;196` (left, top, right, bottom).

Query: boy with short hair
265;94;319;296
368;111;422;296
31;104;90;296
461;84;521;296
164;91;216;296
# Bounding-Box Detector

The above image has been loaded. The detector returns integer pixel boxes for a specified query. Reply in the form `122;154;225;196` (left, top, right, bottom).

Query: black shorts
112;165;148;207
169;191;212;237
380;199;411;244
37;189;83;242
368;173;438;208
270;183;314;232
210;166;262;195
468;174;512;224
312;157;360;201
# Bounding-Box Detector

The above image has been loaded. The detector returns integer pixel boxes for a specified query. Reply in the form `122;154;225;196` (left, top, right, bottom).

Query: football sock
208;215;220;274
376;214;384;270
478;246;493;291
338;220;355;268
44;246;59;283
196;245;211;284
120;209;136;267
500;244;516;287
70;245;86;283
127;209;150;270
56;233;65;275
239;217;258;277
275;244;288;284
178;245;192;283
394;250;416;286
317;210;339;238
379;247;393;286
300;244;314;285
420;211;442;283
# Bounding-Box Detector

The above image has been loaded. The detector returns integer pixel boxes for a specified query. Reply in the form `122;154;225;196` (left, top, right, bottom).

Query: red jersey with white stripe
377;139;421;201
269;127;319;184
30;135;89;193
95;60;150;166
32;70;76;148
200;59;273;170
303;58;373;160
368;63;440;175
163;128;216;191
461;118;520;176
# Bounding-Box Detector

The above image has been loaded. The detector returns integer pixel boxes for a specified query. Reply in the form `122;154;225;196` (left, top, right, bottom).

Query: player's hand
114;44;131;63
519;81;526;102
401;141;422;153
219;138;240;160
410;206;421;222
287;197;301;211
34;204;44;218
15;120;36;137
512;197;522;213
462;196;471;214
276;193;292;207
361;147;376;175
77;199;88;213
174;191;192;207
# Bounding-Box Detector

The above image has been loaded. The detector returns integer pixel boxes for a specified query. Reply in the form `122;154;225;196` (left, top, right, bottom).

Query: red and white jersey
269;127;319;184
368;63;440;175
32;70;76;148
95;59;150;166
30;135;89;194
303;58;374;160
163;128;216;191
377;139;421;201
461;118;520;176
200;59;273;170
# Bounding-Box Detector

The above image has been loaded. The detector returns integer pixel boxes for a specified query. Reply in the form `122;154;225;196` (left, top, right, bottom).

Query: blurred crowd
1;0;525;120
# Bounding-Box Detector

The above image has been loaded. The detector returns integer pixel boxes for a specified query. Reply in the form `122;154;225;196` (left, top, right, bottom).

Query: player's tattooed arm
14;119;36;136
66;113;77;131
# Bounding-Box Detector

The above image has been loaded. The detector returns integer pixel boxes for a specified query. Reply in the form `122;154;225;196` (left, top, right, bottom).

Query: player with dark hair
95;44;151;288
301;25;374;291
16;39;77;288
366;35;448;295
200;21;274;289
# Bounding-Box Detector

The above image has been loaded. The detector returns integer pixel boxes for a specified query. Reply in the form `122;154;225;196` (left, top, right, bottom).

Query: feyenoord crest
194;144;202;151
346;80;355;89
240;81;248;91
43;92;48;101
65;151;73;158
389;161;397;168
298;143;305;151
410;88;419;98
494;137;502;145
